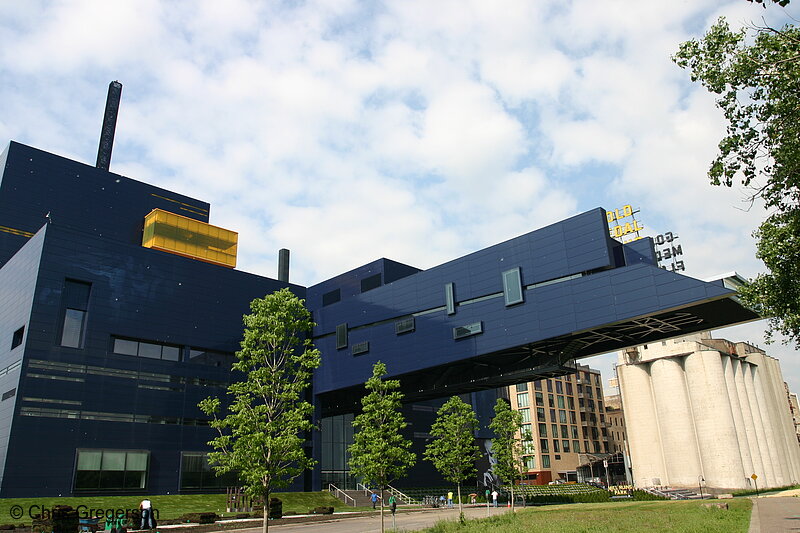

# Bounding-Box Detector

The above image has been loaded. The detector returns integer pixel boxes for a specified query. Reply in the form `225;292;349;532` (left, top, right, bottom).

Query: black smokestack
278;248;290;282
96;80;123;171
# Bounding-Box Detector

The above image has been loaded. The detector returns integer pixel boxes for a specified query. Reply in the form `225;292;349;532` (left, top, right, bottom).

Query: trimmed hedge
180;512;219;524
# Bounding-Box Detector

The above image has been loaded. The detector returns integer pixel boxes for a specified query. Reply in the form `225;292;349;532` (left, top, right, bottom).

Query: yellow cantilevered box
142;209;238;268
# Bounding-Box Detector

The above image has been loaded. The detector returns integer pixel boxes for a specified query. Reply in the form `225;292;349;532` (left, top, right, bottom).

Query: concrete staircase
645;487;709;500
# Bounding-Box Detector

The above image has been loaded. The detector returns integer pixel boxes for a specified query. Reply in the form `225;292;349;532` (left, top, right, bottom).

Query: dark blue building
0;141;757;497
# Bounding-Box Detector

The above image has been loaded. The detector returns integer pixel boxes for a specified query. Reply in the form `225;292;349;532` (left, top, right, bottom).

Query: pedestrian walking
371;491;379;509
447;490;453;508
491;490;498;508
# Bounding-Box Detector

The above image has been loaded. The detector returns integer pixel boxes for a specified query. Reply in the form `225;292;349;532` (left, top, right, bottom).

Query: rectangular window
548;395;555;408
519;408;530;423
555;381;563;394
549;409;556;421
559;410;567;424
535;392;544;406
322;289;341;306
563;440;570;452
573;441;580;453
112;337;182;361
538;423;548;438
520;424;531;438
566;383;573;395
1;388;16;401
534;381;542;391
537;408;545;422
571;426;579;439
525;456;536;470
540;438;549;452
560;425;569;438
551;424;558;437
189;348;233;367
553;440;560;452
502;268;523;306
547;380;553;393
61;309;87;348
352;341;369;356
74;449;149;491
522;440;535;454
541;455;551;468
336;324;348;350
12;327;24;349
568;397;575;410
445;283;456;315
517;393;529;408
180;452;238;490
453;322;482;339
516;382;528;392
360;273;382;293
60;280;91;349
395;317;415;334
557;396;565;409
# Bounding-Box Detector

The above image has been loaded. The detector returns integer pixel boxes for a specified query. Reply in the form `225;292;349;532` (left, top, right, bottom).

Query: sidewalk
209;505;512;533
749;496;800;533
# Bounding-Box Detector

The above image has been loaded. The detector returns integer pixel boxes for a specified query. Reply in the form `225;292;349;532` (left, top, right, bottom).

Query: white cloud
2;0;799;390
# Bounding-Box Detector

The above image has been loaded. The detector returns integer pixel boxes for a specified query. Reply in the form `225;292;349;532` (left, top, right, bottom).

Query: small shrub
630;490;667;501
180;513;219;525
268;498;282;519
308;506;334;515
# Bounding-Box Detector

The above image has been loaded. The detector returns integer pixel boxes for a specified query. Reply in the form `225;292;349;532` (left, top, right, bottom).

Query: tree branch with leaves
489;398;530;510
349;361;416;533
424;395;480;522
674;17;800;345
199;288;321;533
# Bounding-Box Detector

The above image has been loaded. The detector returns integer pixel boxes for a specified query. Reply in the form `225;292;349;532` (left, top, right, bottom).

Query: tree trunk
457;483;463;522
263;477;270;533
510;484;515;511
380;488;385;533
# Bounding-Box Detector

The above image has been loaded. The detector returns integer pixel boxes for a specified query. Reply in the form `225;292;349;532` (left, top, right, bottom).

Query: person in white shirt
139;499;153;529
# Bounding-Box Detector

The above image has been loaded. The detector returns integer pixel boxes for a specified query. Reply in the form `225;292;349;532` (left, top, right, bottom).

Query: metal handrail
356;482;373;497
328;483;356;507
385;484;420;505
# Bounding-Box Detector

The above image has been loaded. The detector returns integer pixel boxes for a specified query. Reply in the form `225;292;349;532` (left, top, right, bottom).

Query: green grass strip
423;499;752;533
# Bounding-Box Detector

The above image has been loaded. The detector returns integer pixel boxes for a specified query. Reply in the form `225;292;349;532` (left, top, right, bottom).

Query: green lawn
424;499;752;533
0;491;358;525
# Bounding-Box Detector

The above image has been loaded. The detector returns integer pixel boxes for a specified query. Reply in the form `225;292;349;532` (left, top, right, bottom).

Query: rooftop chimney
96;81;123;171
278;249;290;282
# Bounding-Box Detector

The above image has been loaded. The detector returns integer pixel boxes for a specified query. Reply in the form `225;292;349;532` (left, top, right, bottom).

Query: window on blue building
74;449;149;491
11;326;24;349
60;280;91;349
502;268;523;306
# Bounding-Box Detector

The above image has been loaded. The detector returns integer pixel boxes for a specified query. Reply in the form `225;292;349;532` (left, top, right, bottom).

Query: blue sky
1;0;798;393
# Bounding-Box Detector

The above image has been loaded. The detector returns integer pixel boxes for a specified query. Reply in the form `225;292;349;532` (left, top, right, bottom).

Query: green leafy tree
489;398;530;510
424;395;480;521
349;361;416;533
674;18;800;346
199;288;321;533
